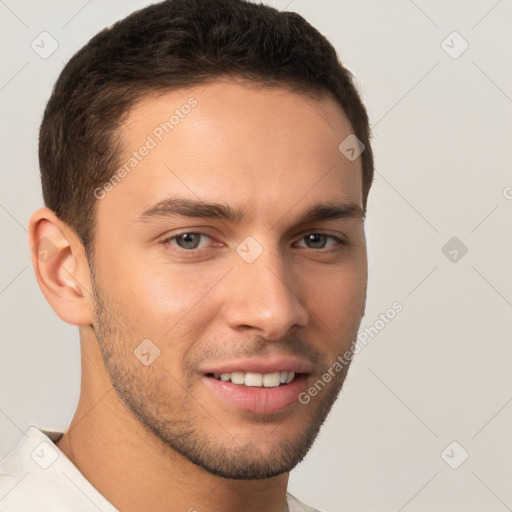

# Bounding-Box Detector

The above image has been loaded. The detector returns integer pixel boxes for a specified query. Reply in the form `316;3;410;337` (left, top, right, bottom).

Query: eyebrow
136;196;365;226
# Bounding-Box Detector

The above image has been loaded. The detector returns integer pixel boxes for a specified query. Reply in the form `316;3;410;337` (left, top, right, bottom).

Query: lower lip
202;374;308;414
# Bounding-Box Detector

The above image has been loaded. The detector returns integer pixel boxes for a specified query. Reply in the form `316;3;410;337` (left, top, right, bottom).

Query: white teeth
244;372;263;387
263;372;281;387
212;370;297;387
230;372;245;385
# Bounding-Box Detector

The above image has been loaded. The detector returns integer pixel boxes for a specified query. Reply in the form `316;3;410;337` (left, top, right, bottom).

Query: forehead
98;80;362;224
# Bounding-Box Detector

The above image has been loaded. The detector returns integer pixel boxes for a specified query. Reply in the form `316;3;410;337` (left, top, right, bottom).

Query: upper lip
200;356;313;375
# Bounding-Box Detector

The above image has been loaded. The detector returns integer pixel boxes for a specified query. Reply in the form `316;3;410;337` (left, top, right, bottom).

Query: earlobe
29;207;94;326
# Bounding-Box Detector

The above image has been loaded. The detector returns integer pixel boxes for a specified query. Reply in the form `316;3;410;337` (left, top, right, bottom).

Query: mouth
202;370;309;415
205;370;299;387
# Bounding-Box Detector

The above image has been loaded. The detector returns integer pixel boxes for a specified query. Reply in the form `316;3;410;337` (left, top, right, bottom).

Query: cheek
112;257;227;333
301;262;367;339
315;280;364;320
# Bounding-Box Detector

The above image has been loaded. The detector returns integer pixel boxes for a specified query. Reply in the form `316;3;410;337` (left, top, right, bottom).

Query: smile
206;371;296;387
202;372;309;414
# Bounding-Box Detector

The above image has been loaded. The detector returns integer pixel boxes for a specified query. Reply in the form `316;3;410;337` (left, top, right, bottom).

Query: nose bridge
224;238;309;338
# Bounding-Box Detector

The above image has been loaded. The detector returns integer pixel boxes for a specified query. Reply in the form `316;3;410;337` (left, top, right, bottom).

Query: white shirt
0;425;321;512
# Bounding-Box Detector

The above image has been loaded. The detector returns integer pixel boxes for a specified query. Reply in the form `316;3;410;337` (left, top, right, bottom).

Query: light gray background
1;1;511;511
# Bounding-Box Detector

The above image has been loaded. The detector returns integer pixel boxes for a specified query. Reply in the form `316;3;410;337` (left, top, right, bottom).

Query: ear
28;207;94;326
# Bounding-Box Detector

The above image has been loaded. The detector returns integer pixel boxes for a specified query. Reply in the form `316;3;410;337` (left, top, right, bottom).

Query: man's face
90;80;367;479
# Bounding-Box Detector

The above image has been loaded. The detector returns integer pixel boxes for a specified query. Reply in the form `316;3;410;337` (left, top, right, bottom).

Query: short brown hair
39;0;374;255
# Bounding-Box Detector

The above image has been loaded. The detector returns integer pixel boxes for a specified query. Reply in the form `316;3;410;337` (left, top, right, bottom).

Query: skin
29;79;368;512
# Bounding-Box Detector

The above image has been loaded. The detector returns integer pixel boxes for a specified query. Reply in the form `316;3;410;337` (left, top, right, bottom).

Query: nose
222;243;309;340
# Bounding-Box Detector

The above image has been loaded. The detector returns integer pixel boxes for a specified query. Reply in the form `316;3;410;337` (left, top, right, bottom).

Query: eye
164;232;213;251
161;231;345;256
296;233;345;250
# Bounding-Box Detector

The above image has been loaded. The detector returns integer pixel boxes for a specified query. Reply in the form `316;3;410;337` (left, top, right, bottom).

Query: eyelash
161;232;346;255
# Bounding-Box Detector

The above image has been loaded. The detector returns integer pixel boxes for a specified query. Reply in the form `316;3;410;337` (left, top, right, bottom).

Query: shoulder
0;425;118;512
286;491;325;512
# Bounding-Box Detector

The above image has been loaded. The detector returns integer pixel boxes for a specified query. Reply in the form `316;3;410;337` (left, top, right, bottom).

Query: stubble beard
90;269;356;480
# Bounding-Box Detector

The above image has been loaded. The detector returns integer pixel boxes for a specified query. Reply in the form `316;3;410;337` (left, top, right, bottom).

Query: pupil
307;234;325;248
179;233;199;249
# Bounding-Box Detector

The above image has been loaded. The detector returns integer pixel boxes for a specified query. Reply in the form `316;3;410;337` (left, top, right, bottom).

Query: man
0;0;374;510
